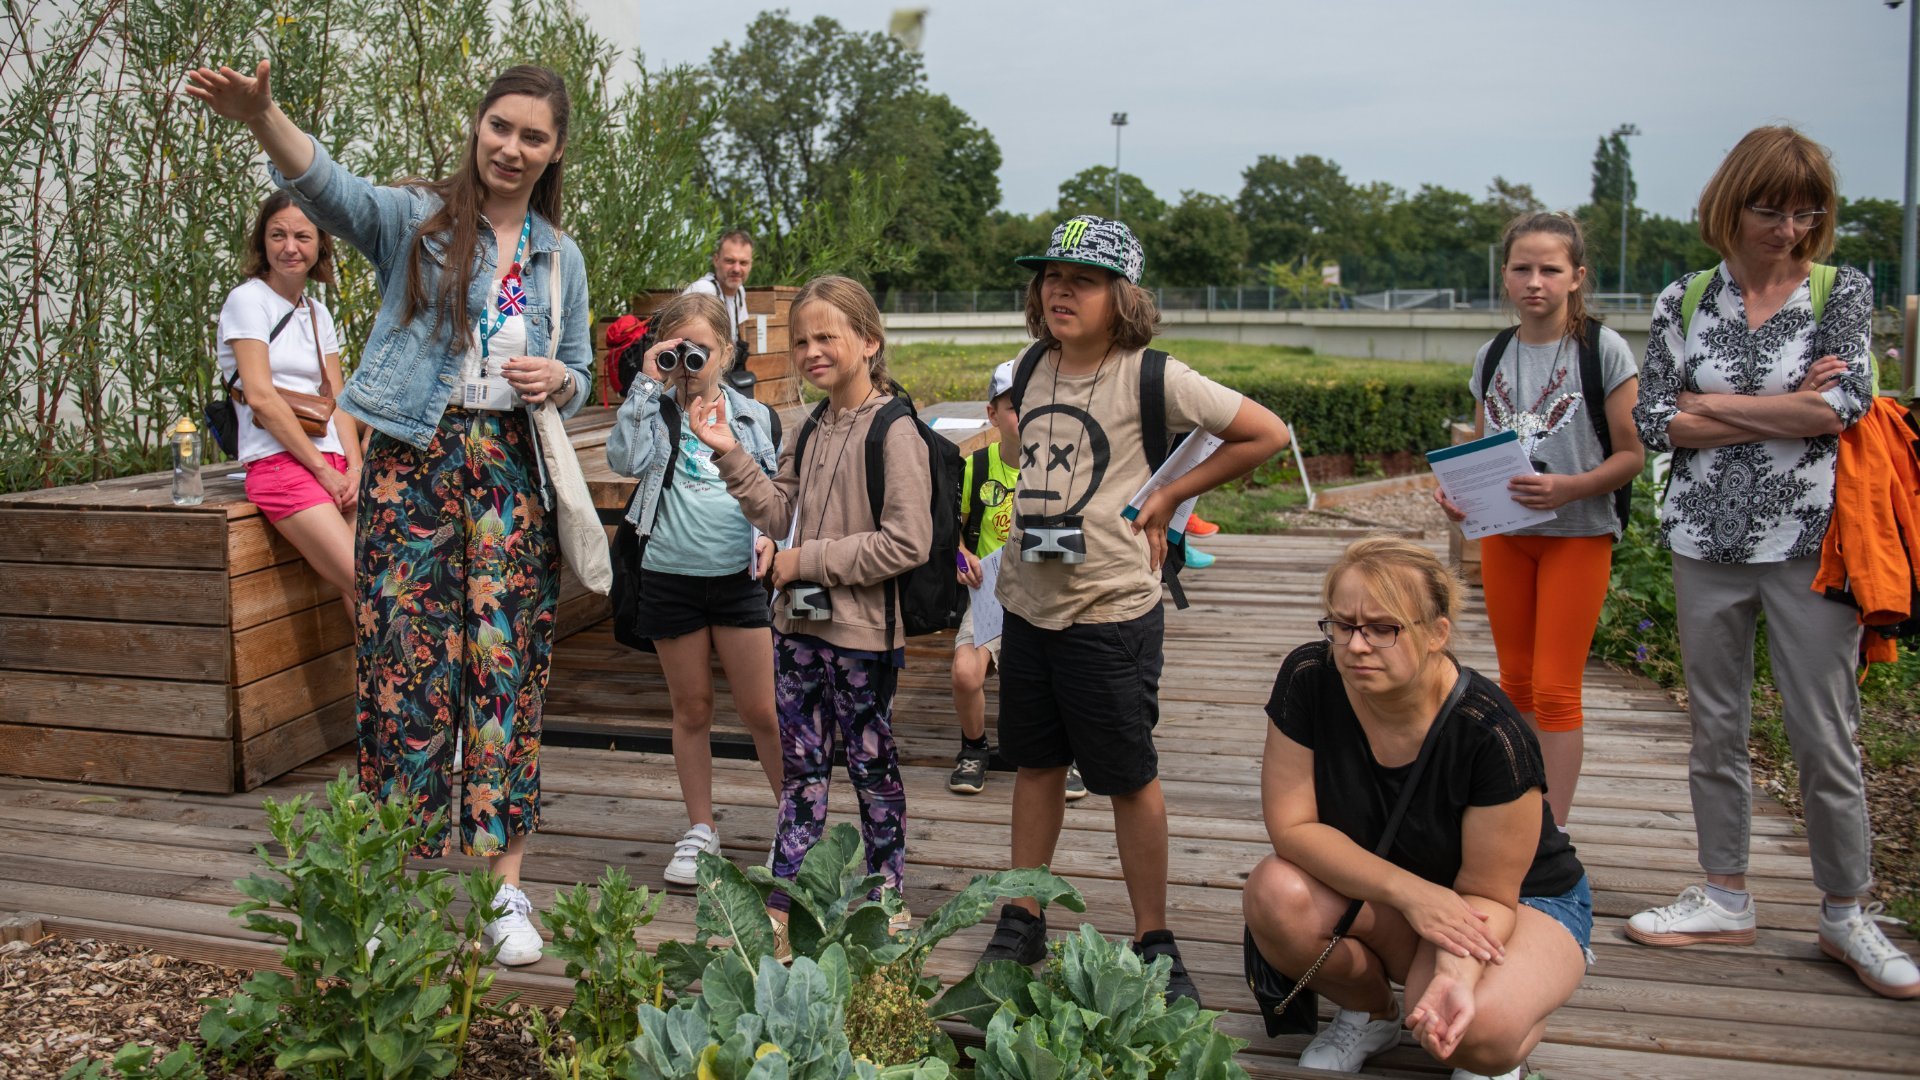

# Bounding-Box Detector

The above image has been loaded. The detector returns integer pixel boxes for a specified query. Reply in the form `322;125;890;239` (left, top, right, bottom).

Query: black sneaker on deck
1133;929;1200;1007
976;904;1048;966
948;744;990;794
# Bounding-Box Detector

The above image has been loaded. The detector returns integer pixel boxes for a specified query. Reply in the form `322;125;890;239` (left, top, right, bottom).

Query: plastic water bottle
171;417;203;505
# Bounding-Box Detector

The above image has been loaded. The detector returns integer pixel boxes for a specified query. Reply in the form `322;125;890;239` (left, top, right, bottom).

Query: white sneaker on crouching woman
1297;1005;1400;1072
483;882;543;966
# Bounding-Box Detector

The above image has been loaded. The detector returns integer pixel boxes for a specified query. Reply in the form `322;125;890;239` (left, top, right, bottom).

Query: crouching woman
1243;538;1589;1080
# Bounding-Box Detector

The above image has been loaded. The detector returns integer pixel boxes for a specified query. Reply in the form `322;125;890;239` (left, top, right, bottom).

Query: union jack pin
497;270;527;316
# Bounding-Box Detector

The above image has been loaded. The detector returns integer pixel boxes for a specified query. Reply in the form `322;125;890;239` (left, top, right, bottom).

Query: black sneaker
1063;763;1089;802
976;904;1048;966
1134;929;1201;1007
948;745;990;795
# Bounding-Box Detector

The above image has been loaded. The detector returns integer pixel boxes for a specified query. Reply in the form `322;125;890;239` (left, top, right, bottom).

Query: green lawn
885;338;1468;406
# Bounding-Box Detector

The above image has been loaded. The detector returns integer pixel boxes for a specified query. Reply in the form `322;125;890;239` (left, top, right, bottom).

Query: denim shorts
1520;873;1596;968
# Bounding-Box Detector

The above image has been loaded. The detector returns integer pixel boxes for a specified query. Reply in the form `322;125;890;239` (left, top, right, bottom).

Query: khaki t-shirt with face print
996;347;1244;630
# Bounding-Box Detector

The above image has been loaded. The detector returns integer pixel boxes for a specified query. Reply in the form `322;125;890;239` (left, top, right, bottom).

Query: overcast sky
581;0;1917;221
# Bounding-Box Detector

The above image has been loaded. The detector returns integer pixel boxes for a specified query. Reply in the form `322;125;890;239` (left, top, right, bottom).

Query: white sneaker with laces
1298;1005;1400;1072
1451;1066;1524;1080
1820;902;1920;999
482;882;543;966
1625;885;1756;946
665;823;720;886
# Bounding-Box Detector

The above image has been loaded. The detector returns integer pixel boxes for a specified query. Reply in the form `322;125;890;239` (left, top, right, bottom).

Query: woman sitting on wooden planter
1244;538;1590;1080
216;191;361;622
187;60;594;967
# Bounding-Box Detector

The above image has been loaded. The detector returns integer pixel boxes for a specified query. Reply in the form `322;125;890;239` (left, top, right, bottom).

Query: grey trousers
1671;553;1872;897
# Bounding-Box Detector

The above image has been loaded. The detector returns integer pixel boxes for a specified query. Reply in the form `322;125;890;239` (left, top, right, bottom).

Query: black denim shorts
632;567;772;641
995;605;1165;796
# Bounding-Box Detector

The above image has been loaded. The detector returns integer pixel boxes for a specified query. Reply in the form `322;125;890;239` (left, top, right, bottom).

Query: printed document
1122;431;1225;542
968;549;1004;644
1425;429;1557;540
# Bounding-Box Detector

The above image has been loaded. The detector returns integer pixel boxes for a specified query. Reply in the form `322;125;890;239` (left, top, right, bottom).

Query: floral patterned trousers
770;634;907;898
355;408;557;858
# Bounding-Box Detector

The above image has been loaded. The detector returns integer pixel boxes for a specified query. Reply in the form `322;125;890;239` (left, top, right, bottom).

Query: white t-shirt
683;273;749;329
461;315;529;381
216;278;345;463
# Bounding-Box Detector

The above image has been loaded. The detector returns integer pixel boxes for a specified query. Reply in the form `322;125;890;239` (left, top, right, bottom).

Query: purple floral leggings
770;633;906;899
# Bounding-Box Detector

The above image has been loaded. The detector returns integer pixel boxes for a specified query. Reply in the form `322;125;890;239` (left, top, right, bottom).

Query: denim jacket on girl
605;377;780;536
269;136;593;449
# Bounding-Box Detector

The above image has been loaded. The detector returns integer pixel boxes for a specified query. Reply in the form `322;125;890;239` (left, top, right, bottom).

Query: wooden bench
0;408;631;794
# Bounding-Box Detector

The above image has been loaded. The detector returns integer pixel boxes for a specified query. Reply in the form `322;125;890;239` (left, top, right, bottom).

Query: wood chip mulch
0;936;555;1079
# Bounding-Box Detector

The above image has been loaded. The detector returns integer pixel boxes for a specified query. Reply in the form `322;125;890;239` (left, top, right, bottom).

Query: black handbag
1244;666;1472;1037
205;305;301;457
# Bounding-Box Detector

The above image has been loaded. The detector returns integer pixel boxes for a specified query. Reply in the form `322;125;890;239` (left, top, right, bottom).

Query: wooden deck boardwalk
3;531;1916;1078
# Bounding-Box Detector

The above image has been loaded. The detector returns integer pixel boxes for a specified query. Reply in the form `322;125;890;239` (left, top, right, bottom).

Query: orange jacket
1813;396;1920;668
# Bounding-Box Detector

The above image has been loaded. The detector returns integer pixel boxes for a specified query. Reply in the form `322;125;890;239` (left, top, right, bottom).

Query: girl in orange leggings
1438;213;1644;827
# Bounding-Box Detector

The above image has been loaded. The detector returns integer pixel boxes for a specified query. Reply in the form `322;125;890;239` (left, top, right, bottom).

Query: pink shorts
245;451;350;523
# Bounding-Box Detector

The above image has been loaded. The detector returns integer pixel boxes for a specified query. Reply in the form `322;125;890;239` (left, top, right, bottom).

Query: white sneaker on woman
1451;1066;1524;1080
1820;903;1920;999
1625;885;1756;946
1297;1006;1400;1071
482;882;543;966
665;823;720;886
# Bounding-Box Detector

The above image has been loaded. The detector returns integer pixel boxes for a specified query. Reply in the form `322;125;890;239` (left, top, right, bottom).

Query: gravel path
1269;487;1450;535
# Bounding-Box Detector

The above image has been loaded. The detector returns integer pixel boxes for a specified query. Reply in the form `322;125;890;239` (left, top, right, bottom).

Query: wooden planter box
0;410;632;794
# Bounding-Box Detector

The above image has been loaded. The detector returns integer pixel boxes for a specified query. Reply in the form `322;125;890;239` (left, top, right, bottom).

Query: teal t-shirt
642;428;754;576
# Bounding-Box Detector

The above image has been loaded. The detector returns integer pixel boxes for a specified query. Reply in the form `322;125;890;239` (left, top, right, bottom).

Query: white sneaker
1625;885;1756;947
888;908;912;935
1819;903;1920;999
665;823;720;886
482;882;543;966
1298;1006;1400;1071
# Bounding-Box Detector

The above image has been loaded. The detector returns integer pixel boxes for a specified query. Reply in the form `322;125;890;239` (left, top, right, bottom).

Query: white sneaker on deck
1820;903;1920;999
1298;1006;1400;1072
1625;885;1756;947
1452;1066;1524;1080
665;823;720;886
482;882;543;966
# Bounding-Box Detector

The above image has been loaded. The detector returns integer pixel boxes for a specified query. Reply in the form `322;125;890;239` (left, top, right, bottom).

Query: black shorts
996;605;1164;796
632;567;771;641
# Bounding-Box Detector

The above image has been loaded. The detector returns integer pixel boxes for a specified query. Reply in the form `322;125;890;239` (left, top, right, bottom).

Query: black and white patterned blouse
1632;263;1873;565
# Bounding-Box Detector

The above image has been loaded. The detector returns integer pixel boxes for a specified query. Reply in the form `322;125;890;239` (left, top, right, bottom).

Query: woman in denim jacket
607;293;784;887
189;61;593;967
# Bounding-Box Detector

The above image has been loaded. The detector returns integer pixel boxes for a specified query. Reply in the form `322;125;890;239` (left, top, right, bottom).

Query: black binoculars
657;341;710;373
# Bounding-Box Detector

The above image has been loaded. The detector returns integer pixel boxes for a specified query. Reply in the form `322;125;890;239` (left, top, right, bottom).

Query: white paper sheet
967;549;1004;645
1122;431;1225;542
929;417;989;432
1425;429;1557;540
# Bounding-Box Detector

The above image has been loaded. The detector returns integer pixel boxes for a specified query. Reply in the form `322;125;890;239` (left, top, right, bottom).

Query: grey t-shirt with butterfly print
1468;324;1637;539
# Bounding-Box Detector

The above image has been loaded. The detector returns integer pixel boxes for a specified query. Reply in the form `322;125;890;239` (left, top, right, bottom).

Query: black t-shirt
1265;641;1584;899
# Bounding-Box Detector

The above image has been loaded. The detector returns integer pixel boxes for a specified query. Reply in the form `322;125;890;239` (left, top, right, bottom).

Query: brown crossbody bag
234;297;337;438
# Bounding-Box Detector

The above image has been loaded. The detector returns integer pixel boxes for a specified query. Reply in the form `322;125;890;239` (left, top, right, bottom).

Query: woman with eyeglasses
1628;127;1915;999
1244;538;1590;1080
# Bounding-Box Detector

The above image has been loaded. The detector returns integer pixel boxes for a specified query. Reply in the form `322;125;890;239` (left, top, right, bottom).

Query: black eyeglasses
977;479;1012;507
1318;618;1404;648
1745;205;1827;230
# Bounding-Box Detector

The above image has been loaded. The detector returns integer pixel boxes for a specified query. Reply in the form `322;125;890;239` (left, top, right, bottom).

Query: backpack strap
1004;341;1052;413
863;397;915;700
1137;348;1192;610
1680;266;1717;341
1576;317;1632;534
1480;327;1519;404
1810;263;1836;324
766;401;784;453
961;445;991;555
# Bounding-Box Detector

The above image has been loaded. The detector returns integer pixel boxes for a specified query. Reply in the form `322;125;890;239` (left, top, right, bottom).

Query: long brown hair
1500;211;1591;342
244;190;335;285
791;275;892;390
401;65;570;350
1022;269;1161;352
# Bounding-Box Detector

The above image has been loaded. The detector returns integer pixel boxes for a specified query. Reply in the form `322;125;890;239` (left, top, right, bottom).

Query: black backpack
1007;343;1194;609
204;305;301;457
791;388;964;646
1478;316;1631;538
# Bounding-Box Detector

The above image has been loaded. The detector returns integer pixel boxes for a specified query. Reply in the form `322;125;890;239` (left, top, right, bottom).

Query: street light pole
1111;112;1128;218
1613;123;1641;297
1895;1;1919;396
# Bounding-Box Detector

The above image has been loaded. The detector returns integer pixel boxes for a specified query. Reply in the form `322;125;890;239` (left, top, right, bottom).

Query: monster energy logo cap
1015;215;1145;284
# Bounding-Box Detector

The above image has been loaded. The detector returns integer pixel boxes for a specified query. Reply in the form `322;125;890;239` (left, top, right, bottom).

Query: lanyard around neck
481;212;534;359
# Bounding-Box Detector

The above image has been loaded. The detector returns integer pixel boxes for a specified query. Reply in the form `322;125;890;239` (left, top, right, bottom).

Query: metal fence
878;286;1658;315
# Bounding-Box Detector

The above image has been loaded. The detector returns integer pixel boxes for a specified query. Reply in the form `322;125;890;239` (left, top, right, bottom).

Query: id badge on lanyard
461;212;533;411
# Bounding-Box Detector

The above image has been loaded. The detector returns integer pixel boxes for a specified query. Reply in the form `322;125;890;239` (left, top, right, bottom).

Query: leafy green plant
1592;461;1686;687
532;867;669;1080
623;946;947;1079
60;1043;206;1080
844;961;943;1067
933;925;1248;1080
195;770;506;1078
